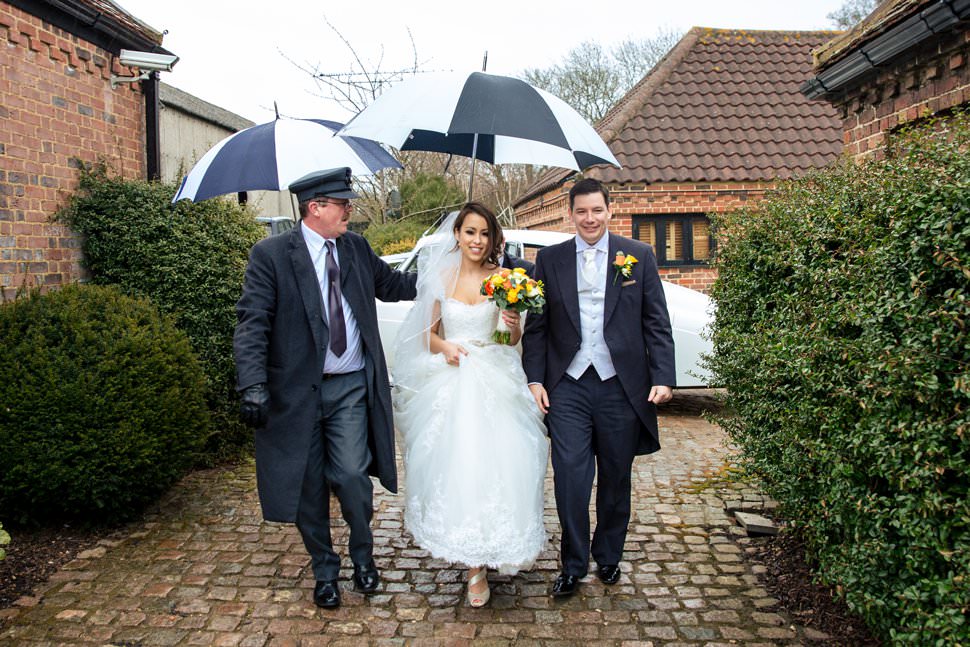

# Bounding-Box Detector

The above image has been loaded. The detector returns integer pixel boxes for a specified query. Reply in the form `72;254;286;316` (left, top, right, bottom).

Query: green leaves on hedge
0;284;209;525
707;111;970;644
56;162;265;460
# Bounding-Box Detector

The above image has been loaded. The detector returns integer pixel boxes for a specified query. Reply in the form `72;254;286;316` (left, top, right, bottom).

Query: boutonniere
612;251;638;285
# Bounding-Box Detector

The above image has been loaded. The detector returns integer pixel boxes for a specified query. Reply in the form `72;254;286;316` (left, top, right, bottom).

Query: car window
276;219;294;234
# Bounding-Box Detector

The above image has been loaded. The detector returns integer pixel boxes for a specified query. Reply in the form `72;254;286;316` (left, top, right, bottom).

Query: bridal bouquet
480;267;545;344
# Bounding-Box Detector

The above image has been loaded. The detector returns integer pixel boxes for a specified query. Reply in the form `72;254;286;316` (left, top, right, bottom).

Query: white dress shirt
566;234;617;381
301;222;365;374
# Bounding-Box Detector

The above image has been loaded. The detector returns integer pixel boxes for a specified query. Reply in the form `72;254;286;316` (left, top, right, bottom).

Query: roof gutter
802;0;970;99
8;0;172;55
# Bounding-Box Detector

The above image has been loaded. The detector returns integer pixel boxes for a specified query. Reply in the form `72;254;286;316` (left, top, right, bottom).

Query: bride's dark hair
453;202;502;266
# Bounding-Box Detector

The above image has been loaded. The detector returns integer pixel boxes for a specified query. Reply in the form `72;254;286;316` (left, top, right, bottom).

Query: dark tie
325;241;347;357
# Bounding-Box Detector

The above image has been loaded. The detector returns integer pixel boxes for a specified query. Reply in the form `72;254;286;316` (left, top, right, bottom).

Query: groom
522;177;675;598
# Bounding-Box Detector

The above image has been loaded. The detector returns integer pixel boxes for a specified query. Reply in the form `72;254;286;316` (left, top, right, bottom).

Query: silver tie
581;248;598;287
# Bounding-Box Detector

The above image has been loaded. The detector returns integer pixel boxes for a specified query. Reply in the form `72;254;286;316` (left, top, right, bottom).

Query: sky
115;0;849;125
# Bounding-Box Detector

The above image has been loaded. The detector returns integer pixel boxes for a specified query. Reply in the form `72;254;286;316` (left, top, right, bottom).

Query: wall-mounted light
111;49;179;88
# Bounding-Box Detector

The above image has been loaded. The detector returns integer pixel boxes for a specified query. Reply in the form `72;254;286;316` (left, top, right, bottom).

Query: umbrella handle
468;133;478;201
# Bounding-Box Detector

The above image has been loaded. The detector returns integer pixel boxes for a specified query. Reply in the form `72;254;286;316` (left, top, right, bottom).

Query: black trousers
547;366;640;577
295;369;373;581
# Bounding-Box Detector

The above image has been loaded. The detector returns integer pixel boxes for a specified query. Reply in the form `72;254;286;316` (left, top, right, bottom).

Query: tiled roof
516;27;844;206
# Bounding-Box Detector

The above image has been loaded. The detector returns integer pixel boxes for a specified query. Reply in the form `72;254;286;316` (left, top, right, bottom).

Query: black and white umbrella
337;72;619;195
172;118;401;203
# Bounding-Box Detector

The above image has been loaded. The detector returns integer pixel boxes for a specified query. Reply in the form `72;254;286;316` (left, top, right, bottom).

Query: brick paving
0;391;824;645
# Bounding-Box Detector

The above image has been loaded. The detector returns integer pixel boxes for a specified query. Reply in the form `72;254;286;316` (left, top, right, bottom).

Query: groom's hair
454;202;502;266
569;178;610;210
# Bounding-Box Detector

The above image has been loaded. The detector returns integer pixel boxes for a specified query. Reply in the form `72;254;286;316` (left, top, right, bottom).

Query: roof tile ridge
597;27;703;143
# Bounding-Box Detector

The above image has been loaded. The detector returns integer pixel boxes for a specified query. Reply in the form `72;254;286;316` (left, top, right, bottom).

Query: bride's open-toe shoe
466;567;490;608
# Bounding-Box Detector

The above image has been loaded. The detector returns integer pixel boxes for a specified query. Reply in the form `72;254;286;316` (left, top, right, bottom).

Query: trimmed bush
707;112;970;644
56;162;264;460
0;284;209;525
364;219;430;256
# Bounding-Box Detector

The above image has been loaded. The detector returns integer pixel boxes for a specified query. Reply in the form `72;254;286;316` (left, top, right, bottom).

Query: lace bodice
440;299;498;343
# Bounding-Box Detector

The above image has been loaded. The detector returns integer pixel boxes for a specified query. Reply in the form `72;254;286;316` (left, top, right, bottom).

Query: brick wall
834;26;970;159
514;179;773;293
0;3;146;299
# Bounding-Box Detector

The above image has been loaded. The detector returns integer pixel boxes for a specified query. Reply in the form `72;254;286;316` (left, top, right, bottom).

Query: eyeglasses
312;198;352;210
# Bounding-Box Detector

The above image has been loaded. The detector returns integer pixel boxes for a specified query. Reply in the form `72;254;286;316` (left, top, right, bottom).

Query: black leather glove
239;383;270;428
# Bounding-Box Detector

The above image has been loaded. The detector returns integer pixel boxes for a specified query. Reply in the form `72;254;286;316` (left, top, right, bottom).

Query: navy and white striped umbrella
338;72;620;172
172;118;401;203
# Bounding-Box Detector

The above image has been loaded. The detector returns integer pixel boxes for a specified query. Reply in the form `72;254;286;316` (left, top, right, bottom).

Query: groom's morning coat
234;227;416;522
522;233;675;454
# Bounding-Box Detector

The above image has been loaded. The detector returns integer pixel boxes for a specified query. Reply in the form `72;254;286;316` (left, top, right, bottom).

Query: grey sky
116;0;848;124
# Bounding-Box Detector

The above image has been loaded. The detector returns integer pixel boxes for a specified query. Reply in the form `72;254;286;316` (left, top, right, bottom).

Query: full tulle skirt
394;341;548;575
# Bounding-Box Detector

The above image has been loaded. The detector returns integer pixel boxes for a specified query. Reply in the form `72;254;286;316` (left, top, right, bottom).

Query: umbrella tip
481;51;488;72
274;101;280;120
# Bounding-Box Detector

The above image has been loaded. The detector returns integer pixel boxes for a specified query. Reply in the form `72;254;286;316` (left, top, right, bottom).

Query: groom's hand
240;383;270;427
529;383;549;414
648;385;673;405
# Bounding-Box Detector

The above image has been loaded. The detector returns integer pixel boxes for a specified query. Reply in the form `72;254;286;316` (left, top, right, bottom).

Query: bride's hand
501;310;521;329
441;341;469;366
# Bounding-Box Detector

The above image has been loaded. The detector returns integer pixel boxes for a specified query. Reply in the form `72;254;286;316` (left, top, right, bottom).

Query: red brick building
0;0;171;299
802;0;970;158
514;28;845;293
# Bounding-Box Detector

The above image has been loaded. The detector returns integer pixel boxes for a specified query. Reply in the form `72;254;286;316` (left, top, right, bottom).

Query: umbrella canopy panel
173;118;400;203
339;71;619;171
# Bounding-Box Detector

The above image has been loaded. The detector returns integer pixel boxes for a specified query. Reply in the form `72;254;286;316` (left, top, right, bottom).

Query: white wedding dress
394;298;548;575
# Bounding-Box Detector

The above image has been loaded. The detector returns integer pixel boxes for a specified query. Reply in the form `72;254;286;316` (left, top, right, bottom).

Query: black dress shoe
313;580;340;608
597;564;621;585
551;573;580;597
352;562;380;594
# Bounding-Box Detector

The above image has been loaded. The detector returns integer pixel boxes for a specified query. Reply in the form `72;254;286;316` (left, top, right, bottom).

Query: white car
377;228;713;387
379;251;410;268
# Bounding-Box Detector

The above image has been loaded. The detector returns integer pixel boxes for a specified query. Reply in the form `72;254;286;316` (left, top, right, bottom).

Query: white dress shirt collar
575;233;610;255
301;221;337;261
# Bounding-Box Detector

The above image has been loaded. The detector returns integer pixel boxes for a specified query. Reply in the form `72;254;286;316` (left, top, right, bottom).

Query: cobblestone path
0;391;827;646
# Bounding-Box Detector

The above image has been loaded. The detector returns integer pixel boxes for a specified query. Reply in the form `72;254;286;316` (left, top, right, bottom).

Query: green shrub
398;171;465;220
56;162;264;460
364;219;430;255
0;523;9;560
364;172;465;255
0;284;209;525
707;112;970;644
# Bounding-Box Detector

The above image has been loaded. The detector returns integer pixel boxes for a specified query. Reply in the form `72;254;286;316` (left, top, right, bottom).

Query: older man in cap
234;167;417;609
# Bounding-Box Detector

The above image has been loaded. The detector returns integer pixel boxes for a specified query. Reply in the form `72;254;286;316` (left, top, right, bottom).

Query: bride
392;202;548;607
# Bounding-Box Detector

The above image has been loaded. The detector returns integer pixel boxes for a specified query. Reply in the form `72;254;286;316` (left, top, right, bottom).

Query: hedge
56;162;265;461
706;112;969;644
0;284;209;525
